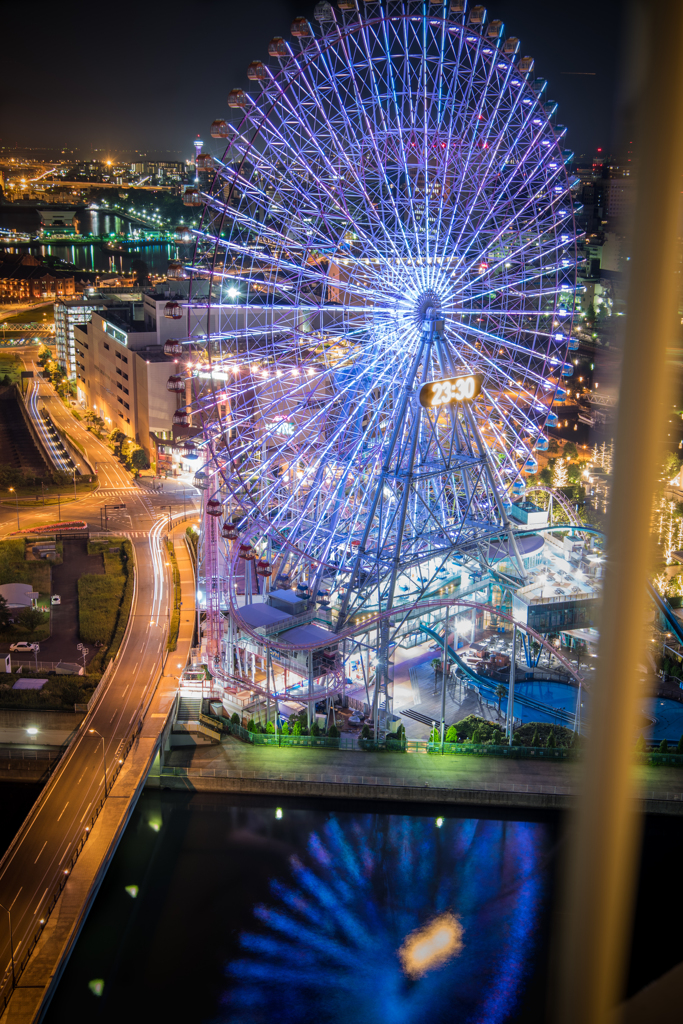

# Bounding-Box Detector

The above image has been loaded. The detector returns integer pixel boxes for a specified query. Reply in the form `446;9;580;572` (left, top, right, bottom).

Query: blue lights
223;814;548;1023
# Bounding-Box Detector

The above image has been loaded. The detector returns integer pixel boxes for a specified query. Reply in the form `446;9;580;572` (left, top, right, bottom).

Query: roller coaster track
418;622;576;725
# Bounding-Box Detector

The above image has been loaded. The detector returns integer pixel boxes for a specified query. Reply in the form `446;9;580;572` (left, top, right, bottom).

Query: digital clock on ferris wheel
419;373;483;409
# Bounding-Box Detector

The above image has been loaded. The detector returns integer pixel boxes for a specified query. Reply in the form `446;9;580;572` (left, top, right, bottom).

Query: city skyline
2;0;623;160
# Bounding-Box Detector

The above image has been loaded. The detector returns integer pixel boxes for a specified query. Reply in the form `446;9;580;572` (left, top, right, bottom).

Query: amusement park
154;0;644;748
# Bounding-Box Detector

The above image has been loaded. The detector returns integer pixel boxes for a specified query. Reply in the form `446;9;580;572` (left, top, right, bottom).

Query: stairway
176;696;201;724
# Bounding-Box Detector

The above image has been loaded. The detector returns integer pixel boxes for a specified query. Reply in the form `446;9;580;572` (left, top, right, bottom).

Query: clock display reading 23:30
419;373;483;409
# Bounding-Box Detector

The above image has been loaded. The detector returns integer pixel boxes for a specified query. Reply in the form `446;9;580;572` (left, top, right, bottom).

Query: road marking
34;888;48;914
77;772;85;784
80;807;90;823
34;841;47;863
129;713;136;724
109;710;117;722
133;662;139;672
9;888;22;911
57;802;69;821
121;685;129;696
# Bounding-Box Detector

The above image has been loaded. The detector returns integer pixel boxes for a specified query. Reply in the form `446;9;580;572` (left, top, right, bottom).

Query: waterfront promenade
152;738;683;815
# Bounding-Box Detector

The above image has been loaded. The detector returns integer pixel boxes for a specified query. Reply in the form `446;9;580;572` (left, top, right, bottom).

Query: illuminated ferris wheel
182;0;578;627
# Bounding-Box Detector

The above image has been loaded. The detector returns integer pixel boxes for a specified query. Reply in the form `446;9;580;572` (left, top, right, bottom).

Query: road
0;351;200;1010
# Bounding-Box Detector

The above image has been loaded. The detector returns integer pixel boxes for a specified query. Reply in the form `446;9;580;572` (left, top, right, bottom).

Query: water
29;240;174;276
44;794;556;1024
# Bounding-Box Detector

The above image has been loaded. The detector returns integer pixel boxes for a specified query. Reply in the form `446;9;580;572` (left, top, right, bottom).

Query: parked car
51;595;61;605
9;642;39;653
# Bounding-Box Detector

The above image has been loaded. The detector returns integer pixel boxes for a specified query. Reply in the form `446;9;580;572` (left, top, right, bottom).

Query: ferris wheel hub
414;289;444;329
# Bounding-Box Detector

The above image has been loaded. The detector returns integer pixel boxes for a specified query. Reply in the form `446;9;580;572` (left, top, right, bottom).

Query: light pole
89;728;107;796
0;900;15;988
8;488;19;530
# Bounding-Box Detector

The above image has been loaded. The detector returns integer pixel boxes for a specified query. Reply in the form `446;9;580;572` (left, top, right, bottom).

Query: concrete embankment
148;738;683;815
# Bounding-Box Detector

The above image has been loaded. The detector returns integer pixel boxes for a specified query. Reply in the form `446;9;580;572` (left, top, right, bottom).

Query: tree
677;734;683;755
361;723;370;740
246;718;256;732
445;725;458;743
282;721;290;735
0;594;10;631
563;441;578;460
547;728;556;749
530;726;540;748
429;727;440;743
659;738;669;753
553;458;569;489
471;726;482;744
328;724;339;738
492;728;503;745
310;720;320;737
495;684;506;715
266;720;275;733
19;607;45;632
230;712;240;726
128;445;149;471
635;734;646;753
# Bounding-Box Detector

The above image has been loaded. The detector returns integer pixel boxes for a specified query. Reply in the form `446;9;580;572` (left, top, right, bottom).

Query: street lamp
8;487;19;530
0;900;15;988
89;728;107;796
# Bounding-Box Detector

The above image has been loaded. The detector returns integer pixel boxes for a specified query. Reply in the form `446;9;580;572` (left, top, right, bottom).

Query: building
74;301;180;462
55;289;145;379
0;254;76;304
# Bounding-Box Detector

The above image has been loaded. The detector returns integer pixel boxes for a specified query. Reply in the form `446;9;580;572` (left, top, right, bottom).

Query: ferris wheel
182;0;577;627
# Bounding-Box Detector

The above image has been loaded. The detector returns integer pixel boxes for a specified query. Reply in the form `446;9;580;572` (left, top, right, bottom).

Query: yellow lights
398;912;463;979
275;807;283;819
435;816;444;828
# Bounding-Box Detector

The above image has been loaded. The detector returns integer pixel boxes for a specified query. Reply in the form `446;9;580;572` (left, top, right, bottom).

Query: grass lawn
0;672;97;710
1;304;54;325
0;537;53;641
79;540;134;669
0;356;23;384
0;480;98;503
0;538;51;593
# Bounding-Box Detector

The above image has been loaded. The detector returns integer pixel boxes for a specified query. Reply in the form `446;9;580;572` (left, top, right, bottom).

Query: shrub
311;721;320;737
471;726;482;744
293;721;302;736
678;734;683;755
659;738;669;753
247;718;256;732
18;607;47;632
361;724;370;739
230;712;240;725
266;721;275;734
282;721;290;735
635;734;646;752
328;724;339;738
430;727;440;743
547;729;556;749
445;725;458;743
492;728;503;745
530;727;540;748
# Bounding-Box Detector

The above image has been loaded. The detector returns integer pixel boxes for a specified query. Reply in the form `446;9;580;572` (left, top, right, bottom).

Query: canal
26;788;682;1023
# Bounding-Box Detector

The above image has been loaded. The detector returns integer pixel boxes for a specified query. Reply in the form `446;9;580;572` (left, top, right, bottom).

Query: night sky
1;0;624;160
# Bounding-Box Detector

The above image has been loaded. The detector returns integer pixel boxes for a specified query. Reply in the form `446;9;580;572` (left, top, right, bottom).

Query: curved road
0;354;198;1010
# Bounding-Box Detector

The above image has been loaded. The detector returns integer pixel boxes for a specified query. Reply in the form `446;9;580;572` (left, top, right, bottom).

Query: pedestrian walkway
153;737;683;814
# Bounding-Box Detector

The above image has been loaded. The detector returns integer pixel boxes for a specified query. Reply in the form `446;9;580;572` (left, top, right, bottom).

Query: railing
0;719;140;1014
74;657;115;713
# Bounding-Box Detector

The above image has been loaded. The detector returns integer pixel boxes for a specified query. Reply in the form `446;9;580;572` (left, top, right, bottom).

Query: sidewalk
154;736;683;814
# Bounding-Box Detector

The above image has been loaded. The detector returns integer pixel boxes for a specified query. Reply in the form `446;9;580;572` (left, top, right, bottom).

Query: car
9;641;39;653
51;595;61;605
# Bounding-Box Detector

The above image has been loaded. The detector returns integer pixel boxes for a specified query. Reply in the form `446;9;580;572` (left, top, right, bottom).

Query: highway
0;349;199;1012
